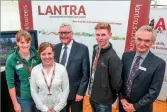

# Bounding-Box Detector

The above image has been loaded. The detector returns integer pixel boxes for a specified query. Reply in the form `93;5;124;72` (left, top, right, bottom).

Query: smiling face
135;30;153;55
38;42;55;67
16;36;31;54
40;46;54;67
59;25;73;45
16;31;32;54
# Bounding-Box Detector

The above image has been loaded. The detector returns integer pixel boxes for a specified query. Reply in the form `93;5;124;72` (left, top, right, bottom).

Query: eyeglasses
58;31;72;35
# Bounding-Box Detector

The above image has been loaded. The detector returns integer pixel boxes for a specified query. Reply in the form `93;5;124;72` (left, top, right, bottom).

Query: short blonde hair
135;25;157;43
16;30;32;42
94;22;111;33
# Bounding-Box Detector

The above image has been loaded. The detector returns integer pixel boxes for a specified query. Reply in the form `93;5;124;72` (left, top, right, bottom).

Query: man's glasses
58;31;72;35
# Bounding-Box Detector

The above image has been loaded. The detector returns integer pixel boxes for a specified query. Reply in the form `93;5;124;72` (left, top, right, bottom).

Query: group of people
5;22;166;112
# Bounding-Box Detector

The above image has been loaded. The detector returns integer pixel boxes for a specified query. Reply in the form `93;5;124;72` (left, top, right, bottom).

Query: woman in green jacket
5;30;40;112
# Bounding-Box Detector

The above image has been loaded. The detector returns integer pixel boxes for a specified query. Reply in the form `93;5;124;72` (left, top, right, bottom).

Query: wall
1;1;21;31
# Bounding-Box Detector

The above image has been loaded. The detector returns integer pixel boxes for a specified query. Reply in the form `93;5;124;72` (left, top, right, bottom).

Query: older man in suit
119;25;166;112
54;23;90;112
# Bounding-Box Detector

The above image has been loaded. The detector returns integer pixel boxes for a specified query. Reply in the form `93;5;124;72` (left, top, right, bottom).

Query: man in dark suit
54;23;90;112
119;25;166;112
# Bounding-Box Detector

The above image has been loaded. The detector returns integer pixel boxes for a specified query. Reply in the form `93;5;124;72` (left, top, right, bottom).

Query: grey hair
59;23;73;32
135;25;157;43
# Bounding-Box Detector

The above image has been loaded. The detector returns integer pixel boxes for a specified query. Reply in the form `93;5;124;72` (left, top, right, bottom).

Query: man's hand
124;103;136;112
13;102;21;112
75;94;83;102
120;99;129;107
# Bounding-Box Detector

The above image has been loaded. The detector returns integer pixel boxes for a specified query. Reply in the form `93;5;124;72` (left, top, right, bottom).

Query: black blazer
54;40;90;100
119;51;166;112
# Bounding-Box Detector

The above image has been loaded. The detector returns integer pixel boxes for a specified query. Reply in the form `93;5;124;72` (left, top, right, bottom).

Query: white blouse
30;63;69;112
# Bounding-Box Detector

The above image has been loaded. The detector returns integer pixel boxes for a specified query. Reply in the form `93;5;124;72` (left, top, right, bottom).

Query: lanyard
92;48;101;72
41;63;55;96
19;58;34;75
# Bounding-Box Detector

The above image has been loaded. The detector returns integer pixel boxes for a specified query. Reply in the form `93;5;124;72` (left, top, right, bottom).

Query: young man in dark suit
119;25;166;112
54;23;90;112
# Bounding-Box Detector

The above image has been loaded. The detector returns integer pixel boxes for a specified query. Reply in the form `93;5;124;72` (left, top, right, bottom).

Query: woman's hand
48;108;56;112
13;102;21;112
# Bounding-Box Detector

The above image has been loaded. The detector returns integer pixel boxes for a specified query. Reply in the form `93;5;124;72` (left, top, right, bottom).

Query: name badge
139;66;146;71
16;64;23;69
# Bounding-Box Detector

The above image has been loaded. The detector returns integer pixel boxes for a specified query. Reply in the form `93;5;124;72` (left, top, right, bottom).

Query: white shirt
30;63;69;112
59;40;73;67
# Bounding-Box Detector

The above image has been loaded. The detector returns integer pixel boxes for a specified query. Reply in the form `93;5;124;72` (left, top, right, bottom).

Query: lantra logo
149;18;167;34
38;5;86;18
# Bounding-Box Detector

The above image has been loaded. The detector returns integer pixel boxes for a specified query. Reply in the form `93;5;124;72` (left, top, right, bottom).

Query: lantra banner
150;8;167;101
31;1;130;59
18;0;150;59
150;8;167;55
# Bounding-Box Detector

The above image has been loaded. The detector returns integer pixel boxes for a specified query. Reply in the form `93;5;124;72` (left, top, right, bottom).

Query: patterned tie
60;46;67;66
126;56;142;97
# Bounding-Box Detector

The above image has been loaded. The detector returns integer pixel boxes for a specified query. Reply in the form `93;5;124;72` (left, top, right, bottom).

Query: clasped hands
121;99;136;112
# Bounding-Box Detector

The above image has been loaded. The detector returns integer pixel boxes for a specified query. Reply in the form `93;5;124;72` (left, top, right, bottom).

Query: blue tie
61;46;67;66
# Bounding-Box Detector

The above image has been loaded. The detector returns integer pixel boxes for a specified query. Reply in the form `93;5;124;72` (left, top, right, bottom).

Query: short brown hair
94;22;111;33
38;42;54;57
16;30;32;42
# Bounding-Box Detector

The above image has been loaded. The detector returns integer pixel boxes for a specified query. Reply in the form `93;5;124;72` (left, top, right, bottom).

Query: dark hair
38;42;54;57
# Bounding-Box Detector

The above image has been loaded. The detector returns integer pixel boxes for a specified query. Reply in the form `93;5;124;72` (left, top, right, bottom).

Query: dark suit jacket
54;40;90;100
119;51;166;112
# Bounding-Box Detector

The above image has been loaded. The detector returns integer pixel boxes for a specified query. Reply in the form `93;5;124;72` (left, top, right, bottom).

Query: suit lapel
126;52;136;76
56;44;62;63
125;52;135;84
134;51;153;79
66;41;79;68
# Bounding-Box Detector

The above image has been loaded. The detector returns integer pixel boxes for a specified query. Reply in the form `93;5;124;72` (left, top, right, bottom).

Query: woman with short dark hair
30;42;69;112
